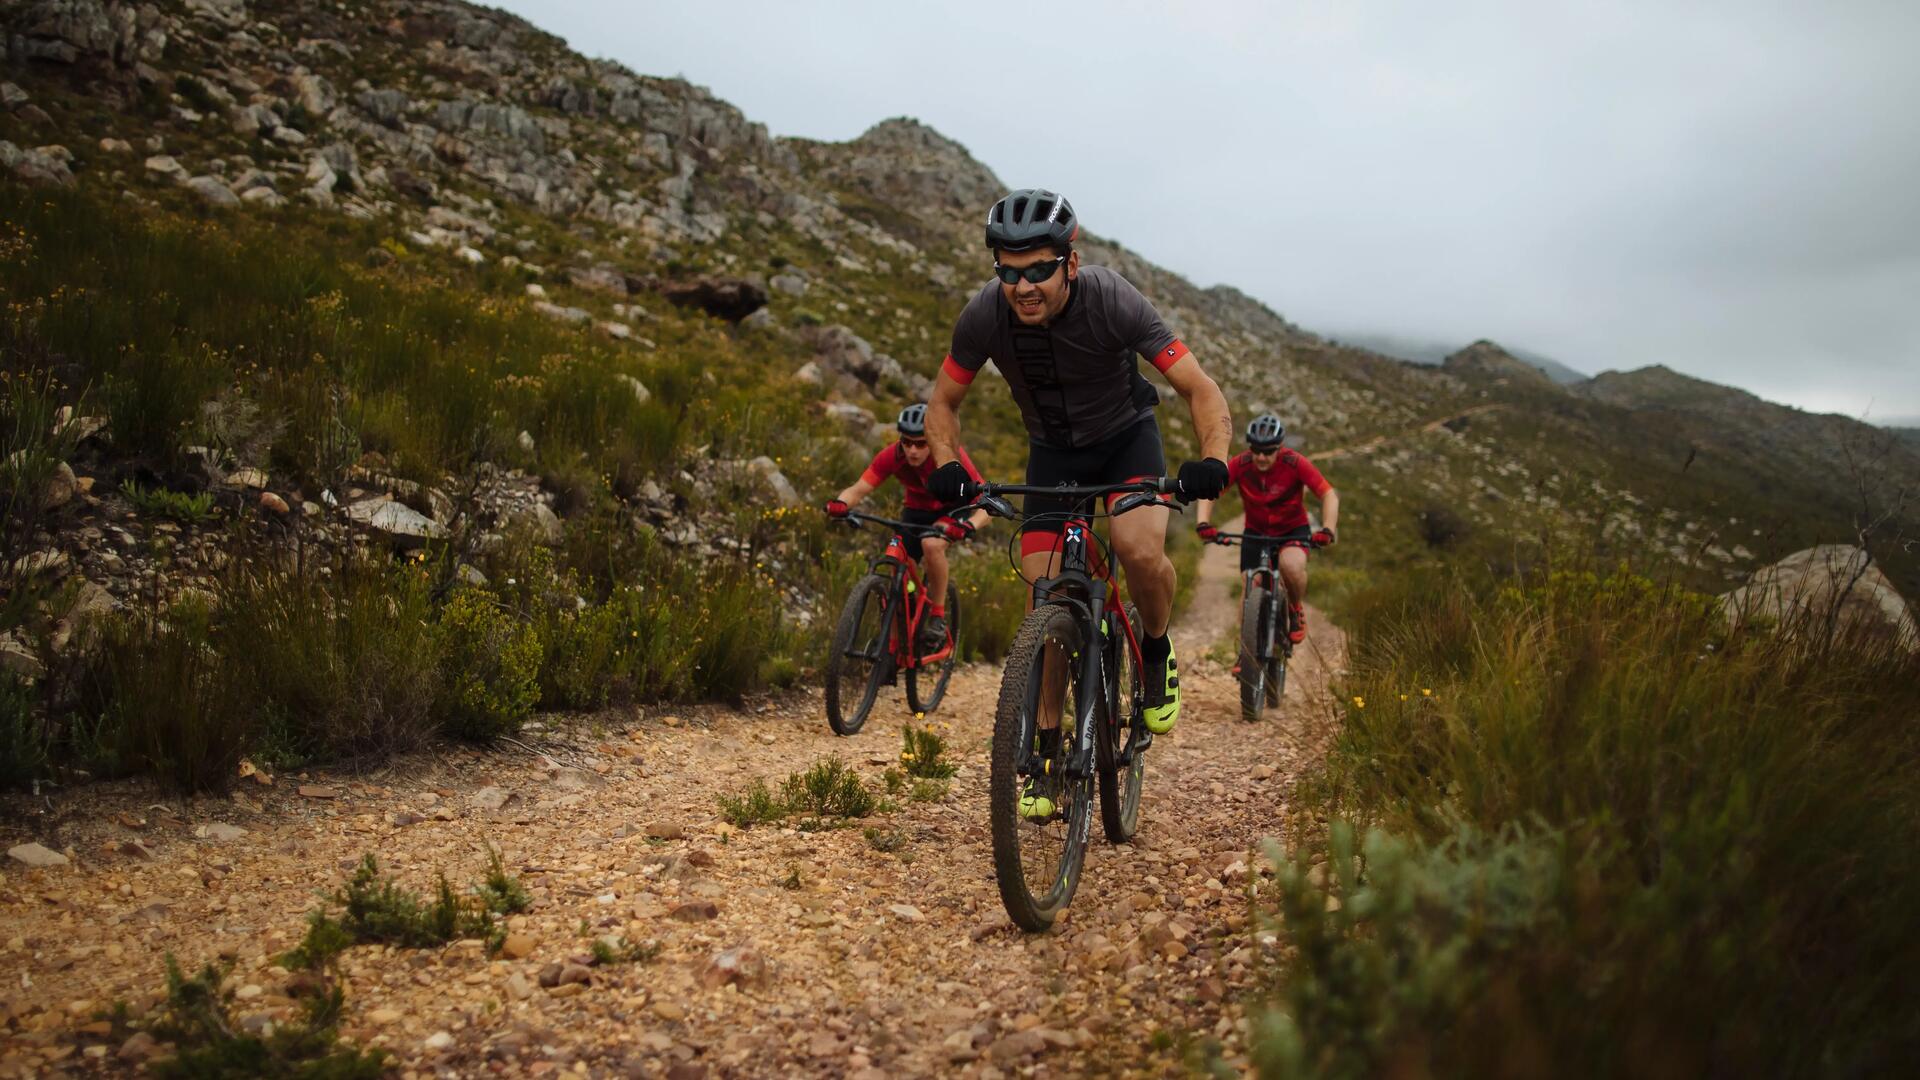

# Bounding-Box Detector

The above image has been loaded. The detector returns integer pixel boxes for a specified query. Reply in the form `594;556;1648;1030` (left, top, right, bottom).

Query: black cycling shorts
1240;526;1314;574
1020;417;1167;555
898;506;949;563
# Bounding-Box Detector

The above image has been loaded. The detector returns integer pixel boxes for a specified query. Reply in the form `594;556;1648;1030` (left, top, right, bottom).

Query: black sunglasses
1250;444;1281;455
899;437;929;448
993;256;1067;285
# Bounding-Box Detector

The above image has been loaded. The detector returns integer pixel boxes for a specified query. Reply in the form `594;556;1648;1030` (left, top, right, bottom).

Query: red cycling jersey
861;443;984;511
1228;449;1330;534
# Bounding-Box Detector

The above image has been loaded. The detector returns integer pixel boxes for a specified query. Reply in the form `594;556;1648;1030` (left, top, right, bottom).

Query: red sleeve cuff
860;468;885;488
941;354;977;385
1149;339;1190;374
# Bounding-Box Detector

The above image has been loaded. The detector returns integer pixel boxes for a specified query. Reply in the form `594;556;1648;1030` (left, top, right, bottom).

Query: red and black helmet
985;189;1078;252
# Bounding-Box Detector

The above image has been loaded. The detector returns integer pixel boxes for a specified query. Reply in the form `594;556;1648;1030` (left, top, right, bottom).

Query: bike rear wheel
905;582;960;715
1240;584;1274;722
825;574;894;736
1097;603;1146;843
990;604;1093;932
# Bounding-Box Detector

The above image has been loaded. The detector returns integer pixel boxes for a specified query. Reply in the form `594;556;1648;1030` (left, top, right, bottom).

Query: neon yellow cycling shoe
1143;644;1180;735
1019;767;1060;820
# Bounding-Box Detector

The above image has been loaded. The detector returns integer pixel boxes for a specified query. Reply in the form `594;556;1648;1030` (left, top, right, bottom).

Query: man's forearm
1320;490;1340;531
927;374;967;465
1184;372;1232;461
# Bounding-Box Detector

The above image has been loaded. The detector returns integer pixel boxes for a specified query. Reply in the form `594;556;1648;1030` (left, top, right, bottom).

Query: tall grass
1257;565;1920;1077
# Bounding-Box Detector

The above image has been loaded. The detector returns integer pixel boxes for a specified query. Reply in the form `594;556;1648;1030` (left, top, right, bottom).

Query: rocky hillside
3;0;1914;639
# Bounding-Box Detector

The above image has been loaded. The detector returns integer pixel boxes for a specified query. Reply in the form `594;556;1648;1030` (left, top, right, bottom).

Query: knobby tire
905;582;960;715
1097;603;1146;843
990;604;1092;932
825;574;892;736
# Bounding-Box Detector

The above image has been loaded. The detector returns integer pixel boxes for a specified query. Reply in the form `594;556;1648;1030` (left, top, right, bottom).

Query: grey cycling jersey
941;265;1190;449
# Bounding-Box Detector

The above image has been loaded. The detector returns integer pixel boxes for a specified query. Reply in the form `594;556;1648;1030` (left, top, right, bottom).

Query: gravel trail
1;542;1344;1077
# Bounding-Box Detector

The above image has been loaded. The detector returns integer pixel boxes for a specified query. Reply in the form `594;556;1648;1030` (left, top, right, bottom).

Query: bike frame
844;511;955;669
974;481;1171;780
1216;531;1318;664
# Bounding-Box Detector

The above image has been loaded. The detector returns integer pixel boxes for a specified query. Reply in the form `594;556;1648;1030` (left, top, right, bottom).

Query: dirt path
0;575;1345;1077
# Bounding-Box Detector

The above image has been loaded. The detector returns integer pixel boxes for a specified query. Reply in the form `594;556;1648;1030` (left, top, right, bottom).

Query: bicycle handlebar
969;477;1183;520
1208;530;1325;548
839;509;947;538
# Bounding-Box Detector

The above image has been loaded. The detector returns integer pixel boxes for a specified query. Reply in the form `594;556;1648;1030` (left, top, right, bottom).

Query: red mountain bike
970;477;1182;931
823;510;961;735
1211;531;1322;722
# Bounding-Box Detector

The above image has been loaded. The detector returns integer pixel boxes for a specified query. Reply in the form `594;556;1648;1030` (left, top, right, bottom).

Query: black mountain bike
1211;531;1321;722
823;510;961;736
971;477;1182;931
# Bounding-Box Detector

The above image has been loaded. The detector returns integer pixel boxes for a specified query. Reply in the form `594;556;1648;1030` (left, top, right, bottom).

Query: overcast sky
497;1;1920;423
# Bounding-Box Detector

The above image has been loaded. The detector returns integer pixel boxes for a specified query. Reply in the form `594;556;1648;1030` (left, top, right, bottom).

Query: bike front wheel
1239;584;1275;722
905;582;960;715
990;603;1093;932
1097;603;1146;843
825;574;894;735
1268;602;1294;708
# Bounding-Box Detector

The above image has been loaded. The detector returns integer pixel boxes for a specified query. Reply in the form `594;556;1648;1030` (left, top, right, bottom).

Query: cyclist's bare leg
1021;546;1067;731
1278;545;1309;607
921;537;950;612
1110;502;1175;636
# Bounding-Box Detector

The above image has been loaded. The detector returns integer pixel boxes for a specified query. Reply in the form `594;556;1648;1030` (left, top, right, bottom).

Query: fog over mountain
499;0;1920;420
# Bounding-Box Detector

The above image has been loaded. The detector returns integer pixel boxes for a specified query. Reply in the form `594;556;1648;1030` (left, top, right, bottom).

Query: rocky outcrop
652;276;768;322
1721;545;1918;650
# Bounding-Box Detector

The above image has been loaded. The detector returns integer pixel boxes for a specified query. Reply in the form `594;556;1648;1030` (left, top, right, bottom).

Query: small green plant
881;767;906;796
119;479;215;523
717;777;785;828
477;845;530;915
863;826;908;853
778;865;804;890
718;759;880;829
148;956;387;1078
781;757;876;821
908;778;950;803
284;852;531;969
587;935;660;966
899;724;958;779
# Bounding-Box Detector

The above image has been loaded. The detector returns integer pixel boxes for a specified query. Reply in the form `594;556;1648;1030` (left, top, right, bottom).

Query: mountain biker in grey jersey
923;188;1233;760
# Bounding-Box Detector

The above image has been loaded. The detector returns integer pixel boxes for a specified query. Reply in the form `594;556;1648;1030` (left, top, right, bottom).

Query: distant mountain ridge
1340;332;1588;385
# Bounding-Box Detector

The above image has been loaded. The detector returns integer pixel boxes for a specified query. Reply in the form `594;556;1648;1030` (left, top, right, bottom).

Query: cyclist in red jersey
1194;414;1340;643
826;404;988;651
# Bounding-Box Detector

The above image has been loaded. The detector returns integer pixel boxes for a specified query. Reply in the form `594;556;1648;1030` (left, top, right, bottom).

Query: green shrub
1257;565;1920;1077
1;366;86;567
433;587;540;741
220;558;441;767
0;675;46;789
80;600;246;792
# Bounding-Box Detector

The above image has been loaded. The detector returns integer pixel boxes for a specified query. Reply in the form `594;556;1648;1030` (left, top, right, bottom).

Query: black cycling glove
927;460;973;503
1176;458;1230;501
